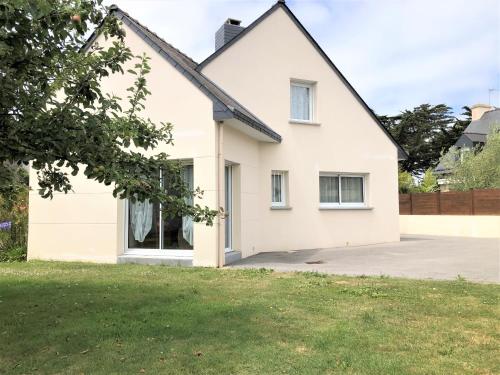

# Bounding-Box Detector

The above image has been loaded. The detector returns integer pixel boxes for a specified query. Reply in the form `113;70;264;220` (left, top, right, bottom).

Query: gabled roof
86;6;281;143
434;108;499;174
198;0;408;160
464;108;500;135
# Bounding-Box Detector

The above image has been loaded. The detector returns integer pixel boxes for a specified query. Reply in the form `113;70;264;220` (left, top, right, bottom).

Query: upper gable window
290;81;314;122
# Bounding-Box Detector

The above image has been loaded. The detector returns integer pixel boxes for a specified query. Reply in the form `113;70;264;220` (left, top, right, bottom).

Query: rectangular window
127;165;194;251
271;171;287;207
290;81;313;122
319;175;339;204
341;176;364;203
319;173;365;208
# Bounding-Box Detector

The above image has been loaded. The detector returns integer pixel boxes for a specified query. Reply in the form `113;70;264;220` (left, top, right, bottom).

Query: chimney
470;103;494;121
215;18;244;51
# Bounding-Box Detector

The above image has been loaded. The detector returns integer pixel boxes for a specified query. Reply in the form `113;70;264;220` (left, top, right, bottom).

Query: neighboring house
27;1;406;267
435;104;499;189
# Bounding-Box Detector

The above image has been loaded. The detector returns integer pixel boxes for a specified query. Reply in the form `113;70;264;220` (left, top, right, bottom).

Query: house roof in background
434;108;498;174
198;0;408;160
463;133;487;143
464;108;500;135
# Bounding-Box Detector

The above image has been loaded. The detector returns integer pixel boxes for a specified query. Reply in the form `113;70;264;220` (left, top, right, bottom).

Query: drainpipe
216;121;224;268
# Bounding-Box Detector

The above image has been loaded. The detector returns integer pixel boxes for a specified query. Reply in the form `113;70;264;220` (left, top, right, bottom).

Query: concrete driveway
228;235;500;283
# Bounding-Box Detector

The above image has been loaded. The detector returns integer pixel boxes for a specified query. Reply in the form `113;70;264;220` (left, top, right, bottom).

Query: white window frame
124;164;194;257
290;81;314;123
271;170;287;207
319;173;366;208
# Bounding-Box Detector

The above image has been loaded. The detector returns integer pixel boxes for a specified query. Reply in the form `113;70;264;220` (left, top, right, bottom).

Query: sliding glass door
225;165;232;251
126;165;194;254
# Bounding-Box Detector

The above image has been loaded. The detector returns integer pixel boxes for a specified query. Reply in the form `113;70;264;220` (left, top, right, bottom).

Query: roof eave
83;6;281;144
231;108;282;142
214;107;281;143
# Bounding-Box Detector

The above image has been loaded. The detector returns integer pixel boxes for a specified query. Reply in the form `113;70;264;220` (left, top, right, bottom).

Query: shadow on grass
0;276;309;374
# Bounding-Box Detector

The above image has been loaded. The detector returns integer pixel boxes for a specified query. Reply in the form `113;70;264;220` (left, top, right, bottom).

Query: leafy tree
379;104;470;175
419;168;438;192
0;1;217;224
398;168;417;193
0;164;28;202
439;126;500;191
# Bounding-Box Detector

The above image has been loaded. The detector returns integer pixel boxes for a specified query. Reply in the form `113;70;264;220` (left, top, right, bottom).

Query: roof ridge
110;5;199;67
196;0;407;159
197;2;281;70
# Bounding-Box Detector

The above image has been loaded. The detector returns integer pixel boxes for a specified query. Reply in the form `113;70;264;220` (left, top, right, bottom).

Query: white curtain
291;85;310;120
272;173;282;203
320;176;339;203
130;199;153;242
341;177;363;203
182;166;194;246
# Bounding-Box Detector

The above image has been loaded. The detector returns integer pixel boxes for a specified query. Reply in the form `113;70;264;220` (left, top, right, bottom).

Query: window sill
270;205;292;210
289;119;321;126
319;206;373;211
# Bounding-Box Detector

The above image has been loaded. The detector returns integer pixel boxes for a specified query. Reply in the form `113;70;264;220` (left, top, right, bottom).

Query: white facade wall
28;22;220;266
203;7;400;253
28;6;402;266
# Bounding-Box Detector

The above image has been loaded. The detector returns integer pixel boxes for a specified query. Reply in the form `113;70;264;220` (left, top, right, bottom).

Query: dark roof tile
95;6;282;142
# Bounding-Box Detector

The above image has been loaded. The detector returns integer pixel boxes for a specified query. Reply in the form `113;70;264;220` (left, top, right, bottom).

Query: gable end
198;1;407;160
83;6;282;143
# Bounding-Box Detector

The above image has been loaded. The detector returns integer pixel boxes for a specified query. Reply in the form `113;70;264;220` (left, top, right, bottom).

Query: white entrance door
225;165;232;251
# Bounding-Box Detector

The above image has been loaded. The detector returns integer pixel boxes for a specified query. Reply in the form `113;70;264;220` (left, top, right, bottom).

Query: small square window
271;171;288;207
290;81;314;122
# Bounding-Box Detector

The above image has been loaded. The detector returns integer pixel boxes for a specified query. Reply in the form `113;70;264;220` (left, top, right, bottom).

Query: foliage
0;1;217;224
439;126;500;191
380;104;470;175
0;164;28;201
0;175;28;262
419;168;438;192
398;168;417;193
399;168;439;193
0;245;27;262
0;262;498;374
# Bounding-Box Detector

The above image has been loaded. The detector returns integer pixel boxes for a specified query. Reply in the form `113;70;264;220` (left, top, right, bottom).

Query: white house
28;1;406;267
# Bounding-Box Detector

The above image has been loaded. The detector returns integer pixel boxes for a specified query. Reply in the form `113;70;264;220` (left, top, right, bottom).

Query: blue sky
104;0;500;117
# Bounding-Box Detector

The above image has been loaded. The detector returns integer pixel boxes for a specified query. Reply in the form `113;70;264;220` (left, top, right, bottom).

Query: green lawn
0;262;498;374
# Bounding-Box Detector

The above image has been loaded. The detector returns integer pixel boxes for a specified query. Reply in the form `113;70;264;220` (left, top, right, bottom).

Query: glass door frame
225;164;233;252
124;167;194;258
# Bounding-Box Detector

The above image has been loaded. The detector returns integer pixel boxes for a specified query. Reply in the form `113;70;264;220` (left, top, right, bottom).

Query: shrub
0;245;27;262
398;169;417;193
439;125;500;191
419;168;438;192
0;174;28;262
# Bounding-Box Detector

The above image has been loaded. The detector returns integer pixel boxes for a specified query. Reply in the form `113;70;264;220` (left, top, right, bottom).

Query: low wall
400;215;500;238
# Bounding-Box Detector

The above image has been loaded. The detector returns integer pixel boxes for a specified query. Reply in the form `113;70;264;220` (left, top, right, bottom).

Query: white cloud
311;0;500;114
104;0;499;115
104;0;273;61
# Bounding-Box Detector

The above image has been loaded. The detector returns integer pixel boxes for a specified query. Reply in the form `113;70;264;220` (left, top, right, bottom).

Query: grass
0;262;498;374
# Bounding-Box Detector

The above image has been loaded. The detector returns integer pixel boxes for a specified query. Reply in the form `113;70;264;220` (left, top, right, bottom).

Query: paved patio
228;235;500;283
